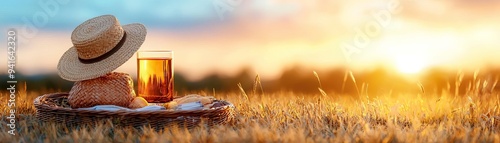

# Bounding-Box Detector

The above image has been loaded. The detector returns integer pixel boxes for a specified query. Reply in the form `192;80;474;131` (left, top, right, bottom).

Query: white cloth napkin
78;105;165;111
176;101;203;110
78;101;204;111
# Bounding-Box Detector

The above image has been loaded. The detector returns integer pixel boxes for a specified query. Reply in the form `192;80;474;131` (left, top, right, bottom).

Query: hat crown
71;15;124;60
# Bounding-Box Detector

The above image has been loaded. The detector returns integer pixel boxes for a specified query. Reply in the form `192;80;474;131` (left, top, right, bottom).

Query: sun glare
377;31;463;75
393;55;428;74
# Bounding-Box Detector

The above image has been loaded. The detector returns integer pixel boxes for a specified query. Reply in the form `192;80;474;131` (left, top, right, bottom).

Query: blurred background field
2;66;500;97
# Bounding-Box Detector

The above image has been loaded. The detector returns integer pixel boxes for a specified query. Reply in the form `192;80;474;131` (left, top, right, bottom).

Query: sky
1;0;500;81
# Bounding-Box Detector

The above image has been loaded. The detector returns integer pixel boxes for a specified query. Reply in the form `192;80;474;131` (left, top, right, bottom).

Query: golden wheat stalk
417;81;425;94
313;71;322;89
238;83;249;101
253;74;264;95
342;69;348;94
349;70;360;96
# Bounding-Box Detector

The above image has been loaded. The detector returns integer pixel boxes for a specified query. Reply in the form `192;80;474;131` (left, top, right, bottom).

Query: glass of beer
137;51;173;103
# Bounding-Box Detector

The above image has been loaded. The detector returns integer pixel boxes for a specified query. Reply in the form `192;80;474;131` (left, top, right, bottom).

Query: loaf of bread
68;72;136;108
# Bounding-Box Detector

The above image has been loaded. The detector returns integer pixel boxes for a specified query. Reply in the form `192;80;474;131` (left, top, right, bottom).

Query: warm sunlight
376;31;464;75
393;54;428;74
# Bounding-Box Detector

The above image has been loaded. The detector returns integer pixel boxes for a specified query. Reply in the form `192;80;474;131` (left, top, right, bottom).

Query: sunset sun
393;55;428;74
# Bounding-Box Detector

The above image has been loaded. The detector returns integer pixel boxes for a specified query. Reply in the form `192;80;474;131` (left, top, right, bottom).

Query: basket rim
34;92;235;117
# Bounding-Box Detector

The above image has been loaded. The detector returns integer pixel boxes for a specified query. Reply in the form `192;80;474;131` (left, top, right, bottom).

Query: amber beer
137;51;173;103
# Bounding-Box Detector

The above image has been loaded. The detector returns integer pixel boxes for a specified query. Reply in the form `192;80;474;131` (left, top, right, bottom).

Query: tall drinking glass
137;51;173;103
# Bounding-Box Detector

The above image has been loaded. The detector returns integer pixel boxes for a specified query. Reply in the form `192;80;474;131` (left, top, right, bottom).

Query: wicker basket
34;93;235;130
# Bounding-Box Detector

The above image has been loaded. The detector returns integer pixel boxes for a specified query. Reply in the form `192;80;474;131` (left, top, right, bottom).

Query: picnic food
128;97;149;109
164;101;178;110
68;72;136;108
175;94;214;105
165;94;217;110
34;93;236;130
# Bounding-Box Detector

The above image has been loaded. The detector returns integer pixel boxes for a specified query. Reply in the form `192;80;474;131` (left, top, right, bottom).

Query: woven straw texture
34;93;235;130
57;15;146;81
68;72;135;108
72;15;124;60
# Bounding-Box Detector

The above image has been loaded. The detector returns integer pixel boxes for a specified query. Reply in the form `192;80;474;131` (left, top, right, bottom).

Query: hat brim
57;23;146;81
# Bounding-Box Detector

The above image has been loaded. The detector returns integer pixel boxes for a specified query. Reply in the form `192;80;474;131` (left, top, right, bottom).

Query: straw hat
68;72;136;108
57;15;146;81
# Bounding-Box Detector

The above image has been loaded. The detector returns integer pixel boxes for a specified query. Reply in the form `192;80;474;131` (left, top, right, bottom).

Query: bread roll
164;101;178;110
176;94;214;105
200;97;212;105
129;97;149;109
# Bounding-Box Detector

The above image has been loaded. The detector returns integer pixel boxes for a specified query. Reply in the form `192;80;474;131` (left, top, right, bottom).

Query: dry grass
2;79;500;142
1;90;500;142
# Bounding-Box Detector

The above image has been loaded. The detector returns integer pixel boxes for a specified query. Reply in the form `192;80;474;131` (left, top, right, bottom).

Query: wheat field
1;83;500;142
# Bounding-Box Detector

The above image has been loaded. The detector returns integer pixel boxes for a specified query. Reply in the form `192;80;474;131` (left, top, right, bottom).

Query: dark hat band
78;32;127;64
